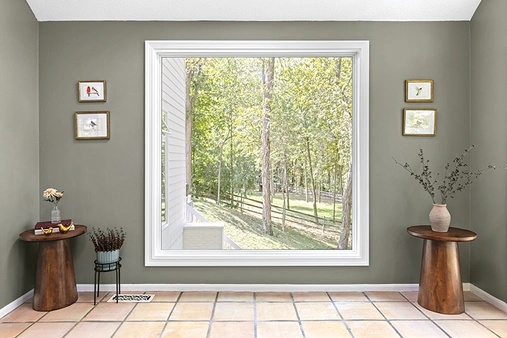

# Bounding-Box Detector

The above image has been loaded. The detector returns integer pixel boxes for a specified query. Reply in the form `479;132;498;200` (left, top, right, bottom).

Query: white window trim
145;40;369;266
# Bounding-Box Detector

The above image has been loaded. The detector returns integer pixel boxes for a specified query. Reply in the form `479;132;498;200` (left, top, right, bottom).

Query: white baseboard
0;289;33;319
76;283;419;292
470;284;507;313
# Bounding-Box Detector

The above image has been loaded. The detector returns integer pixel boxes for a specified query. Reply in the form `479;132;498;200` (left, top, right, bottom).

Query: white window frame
145;40;369;266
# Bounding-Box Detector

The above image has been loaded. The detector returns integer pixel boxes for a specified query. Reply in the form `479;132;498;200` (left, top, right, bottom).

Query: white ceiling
25;0;482;22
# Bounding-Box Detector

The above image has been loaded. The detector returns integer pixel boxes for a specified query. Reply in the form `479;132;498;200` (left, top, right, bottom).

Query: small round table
19;225;87;311
407;225;477;314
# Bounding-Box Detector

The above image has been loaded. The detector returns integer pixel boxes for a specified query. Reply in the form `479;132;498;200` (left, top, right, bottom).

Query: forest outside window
145;41;369;266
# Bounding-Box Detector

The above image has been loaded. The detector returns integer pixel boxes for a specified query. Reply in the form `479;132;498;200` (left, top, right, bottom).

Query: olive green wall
0;0;39;308
470;0;507;303
38;21;473;286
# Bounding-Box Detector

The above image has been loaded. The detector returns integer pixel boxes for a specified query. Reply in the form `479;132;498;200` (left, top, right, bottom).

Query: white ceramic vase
429;204;451;232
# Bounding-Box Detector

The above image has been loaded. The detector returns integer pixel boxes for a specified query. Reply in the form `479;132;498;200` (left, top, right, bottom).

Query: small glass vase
51;204;61;223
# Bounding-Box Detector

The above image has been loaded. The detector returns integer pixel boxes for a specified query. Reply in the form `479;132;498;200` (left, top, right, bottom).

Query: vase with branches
394;145;495;231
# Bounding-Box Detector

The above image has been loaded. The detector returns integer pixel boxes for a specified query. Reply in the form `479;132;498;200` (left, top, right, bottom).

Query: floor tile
465;302;507;319
0;323;31;337
17;322;75;338
77;291;108;303
295;302;340;320
209;322;254;338
82;303;135;321
435;320;498;338
400;291;418;302
480;320;507;337
464;291;483;302
39;302;94;322
346;321;399;338
412;302;472;320
113;321;165;338
301;321;350;338
391;320;447;338
126;302;174;321
334;302;384;320
179;291;217;302
0;303;47;322
256;292;292;302
169;302;214;321
375;302;426;320
65;322;121;338
161;321;209;338
151;291;181;302
256;302;298;321
365;291;406;302
257;321;303;338
292;292;330;302
217;292;254;302
213;302;254;321
328;292;369;302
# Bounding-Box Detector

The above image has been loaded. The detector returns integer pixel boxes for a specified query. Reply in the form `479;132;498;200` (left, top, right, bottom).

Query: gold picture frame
75;111;110;140
405;79;434;103
78;80;107;102
403;108;436;136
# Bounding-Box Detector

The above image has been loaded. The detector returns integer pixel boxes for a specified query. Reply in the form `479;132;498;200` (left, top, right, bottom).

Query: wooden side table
19;225;87;311
407;225;477;314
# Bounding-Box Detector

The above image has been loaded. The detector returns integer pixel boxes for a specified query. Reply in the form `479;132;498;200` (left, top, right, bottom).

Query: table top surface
19;224;87;242
407;225;477;242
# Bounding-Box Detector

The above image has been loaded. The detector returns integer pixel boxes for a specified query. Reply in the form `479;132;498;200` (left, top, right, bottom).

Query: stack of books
34;219;75;235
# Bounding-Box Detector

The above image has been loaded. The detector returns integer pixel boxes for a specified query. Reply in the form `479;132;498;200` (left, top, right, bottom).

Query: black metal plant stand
94;257;121;305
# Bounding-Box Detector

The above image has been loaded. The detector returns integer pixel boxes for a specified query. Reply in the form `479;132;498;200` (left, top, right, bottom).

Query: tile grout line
364;292;403;337
205;292;219;338
253;292;258;338
327;291;355;338
399;292;452;338
290;293;307;338
158;291;182;338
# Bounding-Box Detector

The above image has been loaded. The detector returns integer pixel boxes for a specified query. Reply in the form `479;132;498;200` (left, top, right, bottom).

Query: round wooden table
407;225;477;314
19;225;87;311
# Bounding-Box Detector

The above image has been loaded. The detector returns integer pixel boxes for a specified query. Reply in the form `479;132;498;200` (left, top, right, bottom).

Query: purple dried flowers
88;227;126;252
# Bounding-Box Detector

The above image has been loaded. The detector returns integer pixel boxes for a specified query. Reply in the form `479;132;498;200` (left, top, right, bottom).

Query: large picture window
145;41;369;266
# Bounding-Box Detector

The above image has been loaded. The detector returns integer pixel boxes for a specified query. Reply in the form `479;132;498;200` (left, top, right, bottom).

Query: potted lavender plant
394;145;495;232
88;227;126;263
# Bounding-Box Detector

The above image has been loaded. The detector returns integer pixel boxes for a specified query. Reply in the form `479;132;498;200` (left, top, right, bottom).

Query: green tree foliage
187;57;353;242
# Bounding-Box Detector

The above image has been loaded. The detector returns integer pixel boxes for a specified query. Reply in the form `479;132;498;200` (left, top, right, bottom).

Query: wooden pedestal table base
407;226;477;314
19;225;87;311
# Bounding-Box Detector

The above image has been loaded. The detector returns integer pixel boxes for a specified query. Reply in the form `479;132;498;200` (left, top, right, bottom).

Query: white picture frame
403;108;436;136
405;79;434;103
78;80;107;102
75;111;110;140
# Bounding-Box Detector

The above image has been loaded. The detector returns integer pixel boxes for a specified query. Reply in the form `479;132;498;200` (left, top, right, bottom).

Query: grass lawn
193;196;343;250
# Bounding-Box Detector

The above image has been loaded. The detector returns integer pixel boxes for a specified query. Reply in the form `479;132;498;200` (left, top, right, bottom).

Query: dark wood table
19;225;87;311
407;225;477;314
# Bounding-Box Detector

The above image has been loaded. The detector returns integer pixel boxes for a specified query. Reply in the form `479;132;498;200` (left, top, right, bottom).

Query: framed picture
405;79;434;103
75;111;110;140
403;109;436;136
78;80;107;102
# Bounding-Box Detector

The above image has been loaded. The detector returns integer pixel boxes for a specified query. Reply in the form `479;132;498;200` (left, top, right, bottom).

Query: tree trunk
261;58;275;236
338;163;352;250
332;164;337;223
305;137;319;225
281;152;288;232
185;59;202;197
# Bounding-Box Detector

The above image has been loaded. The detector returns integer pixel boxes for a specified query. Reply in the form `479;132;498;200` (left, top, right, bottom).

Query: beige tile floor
1;291;507;337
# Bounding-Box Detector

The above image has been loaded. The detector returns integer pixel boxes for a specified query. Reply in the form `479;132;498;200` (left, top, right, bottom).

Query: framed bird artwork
405;79;434;103
78;80;107;102
75;111;110;140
